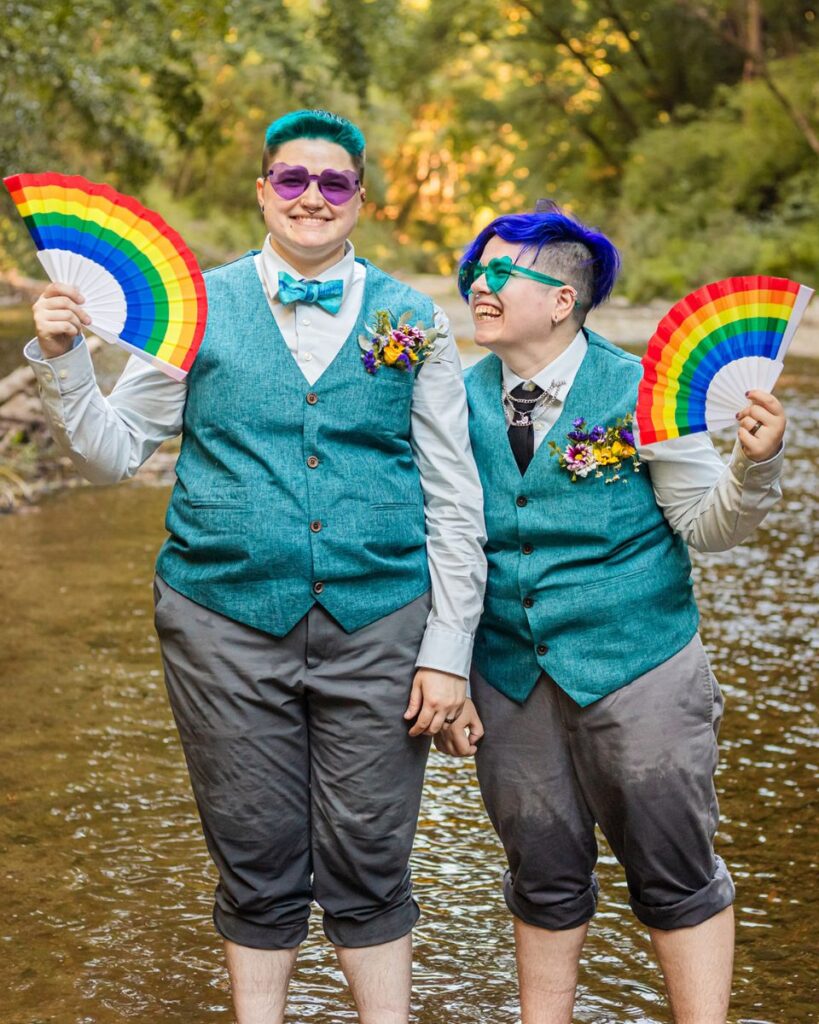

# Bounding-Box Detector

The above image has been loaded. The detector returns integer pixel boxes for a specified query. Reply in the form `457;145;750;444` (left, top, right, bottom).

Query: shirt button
306;455;320;469
43;372;53;382
536;643;548;656
58;370;68;380
303;352;313;362
313;581;324;594
306;392;319;405
522;543;534;555
523;596;534;609
301;318;311;326
310;520;322;533
523;380;537;392
516;495;528;508
534;422;545;431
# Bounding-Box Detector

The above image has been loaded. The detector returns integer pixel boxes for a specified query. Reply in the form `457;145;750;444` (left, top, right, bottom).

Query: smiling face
469;236;563;356
256;137;364;275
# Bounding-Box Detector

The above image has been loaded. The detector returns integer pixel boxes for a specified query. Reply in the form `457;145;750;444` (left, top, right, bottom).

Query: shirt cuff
728;438;785;486
25;335;96;396
415;623;474;680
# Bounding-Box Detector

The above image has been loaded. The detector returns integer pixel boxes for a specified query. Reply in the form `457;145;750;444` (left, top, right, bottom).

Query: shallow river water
0;357;817;1023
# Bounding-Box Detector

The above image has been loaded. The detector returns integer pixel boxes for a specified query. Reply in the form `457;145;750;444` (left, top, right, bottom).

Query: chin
472;325;502;349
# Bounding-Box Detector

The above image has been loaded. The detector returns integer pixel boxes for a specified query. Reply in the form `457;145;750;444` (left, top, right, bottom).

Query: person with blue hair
25;108;487;1023
436;206;787;1023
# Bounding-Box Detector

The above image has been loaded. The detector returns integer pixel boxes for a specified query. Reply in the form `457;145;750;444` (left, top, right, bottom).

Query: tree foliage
1;0;817;296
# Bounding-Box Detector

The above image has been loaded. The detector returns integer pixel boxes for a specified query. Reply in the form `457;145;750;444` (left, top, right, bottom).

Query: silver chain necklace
503;379;566;427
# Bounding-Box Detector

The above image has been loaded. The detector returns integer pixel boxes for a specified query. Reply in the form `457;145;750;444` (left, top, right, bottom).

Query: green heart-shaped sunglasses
459;255;580;306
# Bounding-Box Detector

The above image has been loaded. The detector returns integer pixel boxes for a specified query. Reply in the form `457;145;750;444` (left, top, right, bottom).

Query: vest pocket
370;501;421;512
579;564;649;593
189;496;251;510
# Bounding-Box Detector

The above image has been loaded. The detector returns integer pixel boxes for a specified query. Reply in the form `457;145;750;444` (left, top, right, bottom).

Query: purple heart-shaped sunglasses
266;162;361;206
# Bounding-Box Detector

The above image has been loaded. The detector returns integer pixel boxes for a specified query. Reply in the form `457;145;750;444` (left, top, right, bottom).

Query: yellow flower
592;444;618;465
611;440;636;459
382;341;404;365
407;348;419;363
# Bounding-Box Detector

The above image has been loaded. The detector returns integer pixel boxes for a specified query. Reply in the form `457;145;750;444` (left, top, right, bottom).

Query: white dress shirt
24;240;487;678
502;330;784;552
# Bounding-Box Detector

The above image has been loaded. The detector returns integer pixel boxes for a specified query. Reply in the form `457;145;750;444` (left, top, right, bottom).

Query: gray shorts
472;634;735;932
154;575;432;950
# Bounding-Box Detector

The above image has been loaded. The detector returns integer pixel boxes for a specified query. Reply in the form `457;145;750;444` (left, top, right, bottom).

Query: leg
305;594;432;1022
334;934;412;1024
649;906;734;1024
471;670;599;1024
515;919;589;1024
225;941;299;1024
154;577;312;1018
569;635;735;1022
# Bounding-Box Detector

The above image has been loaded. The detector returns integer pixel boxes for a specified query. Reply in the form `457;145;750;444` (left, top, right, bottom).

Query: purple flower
564;442;595;478
589;424;605;442
619;427;635;446
567;429;589;442
397;352;412;370
363;350;378;374
572;417;585;429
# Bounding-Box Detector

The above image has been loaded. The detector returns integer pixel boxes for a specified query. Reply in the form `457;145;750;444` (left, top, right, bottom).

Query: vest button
516;495;528;508
307;455;320;468
310;520;322;533
306;391;319;405
523;596;534;608
536;643;548;656
313;581;324;594
522;543;534;555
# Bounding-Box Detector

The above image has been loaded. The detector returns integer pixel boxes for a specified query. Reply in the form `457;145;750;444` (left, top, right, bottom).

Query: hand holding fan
636;275;813;445
3;172;207;380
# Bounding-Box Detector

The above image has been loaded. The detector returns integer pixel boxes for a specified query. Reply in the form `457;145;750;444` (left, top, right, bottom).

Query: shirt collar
259;236;357;305
501;330;588;400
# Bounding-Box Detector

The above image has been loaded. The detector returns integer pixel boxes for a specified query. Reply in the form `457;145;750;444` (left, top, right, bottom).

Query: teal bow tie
277;272;344;314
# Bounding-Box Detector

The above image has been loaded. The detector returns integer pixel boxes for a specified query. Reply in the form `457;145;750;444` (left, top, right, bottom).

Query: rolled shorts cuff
323;895;421;949
213;904;310;950
503;870;599;932
630;855;736;931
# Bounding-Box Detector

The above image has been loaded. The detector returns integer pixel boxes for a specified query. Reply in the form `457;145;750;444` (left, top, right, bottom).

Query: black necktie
507;382;544;475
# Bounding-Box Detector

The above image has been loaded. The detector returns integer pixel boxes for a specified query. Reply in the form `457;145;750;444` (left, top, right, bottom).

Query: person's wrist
37;334;76;360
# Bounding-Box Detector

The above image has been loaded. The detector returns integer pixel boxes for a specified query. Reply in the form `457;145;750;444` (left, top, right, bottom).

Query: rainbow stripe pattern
636;275;813;444
3;172;207;379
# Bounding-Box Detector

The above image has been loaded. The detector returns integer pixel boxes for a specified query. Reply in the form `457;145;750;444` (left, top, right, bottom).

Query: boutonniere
548;413;641;483
359;310;439;375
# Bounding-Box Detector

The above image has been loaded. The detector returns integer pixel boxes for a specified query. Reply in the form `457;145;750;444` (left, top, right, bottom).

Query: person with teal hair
25;108;487;1023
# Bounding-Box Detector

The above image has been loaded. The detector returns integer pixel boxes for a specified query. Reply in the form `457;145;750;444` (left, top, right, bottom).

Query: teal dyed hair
262;110;366;179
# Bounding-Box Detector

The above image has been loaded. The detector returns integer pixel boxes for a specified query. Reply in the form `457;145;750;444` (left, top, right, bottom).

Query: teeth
475;304;501;320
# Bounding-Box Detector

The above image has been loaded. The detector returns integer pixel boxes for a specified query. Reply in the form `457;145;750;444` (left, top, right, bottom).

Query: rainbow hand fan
636;275;813;445
3;172;207;380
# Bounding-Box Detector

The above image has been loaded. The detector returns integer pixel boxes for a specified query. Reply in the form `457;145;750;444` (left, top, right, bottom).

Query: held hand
404;668;467;737
433;699;485;757
736;389;786;462
33;282;92;359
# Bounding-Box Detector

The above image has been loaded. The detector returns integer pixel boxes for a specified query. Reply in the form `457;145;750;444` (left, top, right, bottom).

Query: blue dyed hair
459;208;621;319
262;109;366;179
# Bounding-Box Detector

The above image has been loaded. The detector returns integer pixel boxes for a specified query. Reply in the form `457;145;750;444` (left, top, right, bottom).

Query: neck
268;238;346;278
498;326;577;380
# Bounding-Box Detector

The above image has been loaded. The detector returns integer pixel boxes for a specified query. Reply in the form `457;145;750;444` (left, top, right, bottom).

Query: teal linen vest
156;252;433;635
466;332;699;707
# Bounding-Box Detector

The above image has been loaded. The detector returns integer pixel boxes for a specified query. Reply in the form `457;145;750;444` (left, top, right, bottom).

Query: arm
27;283;186;484
403;308;488;735
638;390;786;553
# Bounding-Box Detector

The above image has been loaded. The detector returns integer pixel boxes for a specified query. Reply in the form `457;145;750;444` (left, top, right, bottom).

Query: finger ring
444;717;457;724
749;420;763;436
